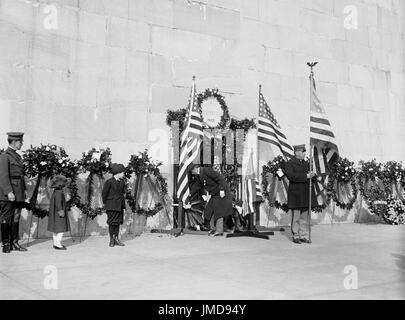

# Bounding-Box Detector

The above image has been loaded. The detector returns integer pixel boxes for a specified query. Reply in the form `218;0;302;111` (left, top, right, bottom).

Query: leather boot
11;222;27;252
1;223;11;253
114;235;125;247
109;236;115;247
232;211;244;232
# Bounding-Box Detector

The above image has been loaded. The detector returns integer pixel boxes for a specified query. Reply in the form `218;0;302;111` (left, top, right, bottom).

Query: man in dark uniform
189;165;233;237
0;132;28;253
284;144;318;245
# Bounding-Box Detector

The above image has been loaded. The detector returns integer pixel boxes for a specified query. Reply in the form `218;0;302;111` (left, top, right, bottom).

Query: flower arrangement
76;148;112;219
77;148;112;176
358;159;383;182
327;157;358;210
385;195;405;225
262;156;289;212
382;161;403;184
23;144;80;218
23;144;61;178
125;150;168;217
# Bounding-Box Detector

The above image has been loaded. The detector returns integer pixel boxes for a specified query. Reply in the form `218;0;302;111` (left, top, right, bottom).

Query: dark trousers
108;225;120;239
0;202;22;245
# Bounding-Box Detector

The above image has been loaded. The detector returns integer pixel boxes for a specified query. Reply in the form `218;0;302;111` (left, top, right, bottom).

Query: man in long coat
189;165;233;237
0;132;28;253
284;144;318;244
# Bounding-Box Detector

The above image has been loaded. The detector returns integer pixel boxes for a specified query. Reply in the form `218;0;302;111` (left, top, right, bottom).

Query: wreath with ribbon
23;144;80;219
124;150;168;218
357;160;405;225
262;156;289;212
326;157;358;210
76;148;112;219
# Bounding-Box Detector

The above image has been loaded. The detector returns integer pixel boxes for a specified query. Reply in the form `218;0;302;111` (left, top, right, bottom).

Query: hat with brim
111;163;126;175
7;132;24;141
188;163;202;173
293;144;306;152
50;175;71;188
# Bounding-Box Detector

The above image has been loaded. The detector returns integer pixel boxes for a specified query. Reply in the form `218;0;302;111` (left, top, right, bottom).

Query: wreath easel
77;148;112;242
125;150;170;234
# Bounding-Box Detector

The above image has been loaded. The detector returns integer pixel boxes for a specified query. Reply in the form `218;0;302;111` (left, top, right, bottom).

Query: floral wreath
261;156;289;212
197;88;230;129
124;150;168;218
326;157;358;210
380;161;405;225
76;148;112;219
358;160;405;225
23;144;80;219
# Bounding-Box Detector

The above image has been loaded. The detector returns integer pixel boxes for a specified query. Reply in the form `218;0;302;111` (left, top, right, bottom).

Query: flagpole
255;84;262;226
307;62;317;243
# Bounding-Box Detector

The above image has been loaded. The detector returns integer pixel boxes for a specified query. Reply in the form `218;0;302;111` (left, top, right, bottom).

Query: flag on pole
310;74;339;175
256;88;292;212
243;151;263;213
309;73;339;205
177;78;204;204
258;90;294;162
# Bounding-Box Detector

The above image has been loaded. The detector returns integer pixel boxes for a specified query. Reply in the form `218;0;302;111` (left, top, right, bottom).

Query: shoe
292;238;301;244
109;239;115;247
53;245;67;250
300;239;312;244
11;241;28;252
114;237;125;247
208;230;215;236
2;244;11;253
209;232;224;237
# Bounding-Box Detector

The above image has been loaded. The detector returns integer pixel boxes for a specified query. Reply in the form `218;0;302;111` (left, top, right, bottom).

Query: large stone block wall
1;0;404;234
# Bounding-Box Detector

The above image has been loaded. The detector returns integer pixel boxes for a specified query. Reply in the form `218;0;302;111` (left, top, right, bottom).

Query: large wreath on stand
23;144;80;218
262;156;289;212
358;159;387;219
124;150;168;218
327;157;358;210
76;148;112;219
381;161;405;225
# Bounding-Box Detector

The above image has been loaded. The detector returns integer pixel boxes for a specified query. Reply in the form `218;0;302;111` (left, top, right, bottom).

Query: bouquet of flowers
330;158;356;183
77;148;112;175
385;195;405;225
358;159;383;182
23;144;61;178
382;161;403;184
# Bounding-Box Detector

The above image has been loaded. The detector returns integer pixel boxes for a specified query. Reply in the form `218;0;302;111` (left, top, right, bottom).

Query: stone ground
1;223;404;300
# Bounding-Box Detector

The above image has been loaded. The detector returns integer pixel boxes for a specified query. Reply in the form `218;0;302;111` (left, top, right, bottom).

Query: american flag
258;91;294;160
310;74;339;175
177;78;204;204
243;152;263;214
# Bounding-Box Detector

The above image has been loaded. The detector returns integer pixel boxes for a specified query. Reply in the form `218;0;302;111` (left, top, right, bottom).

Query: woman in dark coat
190;165;233;236
47;175;71;250
284;144;318;244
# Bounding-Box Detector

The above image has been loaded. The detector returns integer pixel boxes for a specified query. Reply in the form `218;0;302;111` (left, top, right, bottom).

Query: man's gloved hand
8;192;15;202
219;190;225;198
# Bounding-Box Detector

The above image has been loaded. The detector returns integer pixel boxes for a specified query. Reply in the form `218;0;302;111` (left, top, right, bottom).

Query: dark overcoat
198;167;233;222
102;177;126;211
47;189;70;233
0;147;26;202
284;157;318;209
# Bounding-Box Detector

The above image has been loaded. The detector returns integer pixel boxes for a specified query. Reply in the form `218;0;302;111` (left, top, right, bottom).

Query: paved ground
1;223;404;300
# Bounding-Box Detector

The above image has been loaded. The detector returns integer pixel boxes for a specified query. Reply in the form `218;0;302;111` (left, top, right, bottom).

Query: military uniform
284;145;318;244
0;132;27;253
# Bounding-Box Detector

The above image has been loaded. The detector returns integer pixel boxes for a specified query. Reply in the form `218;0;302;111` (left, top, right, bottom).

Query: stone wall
1;0;404;235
